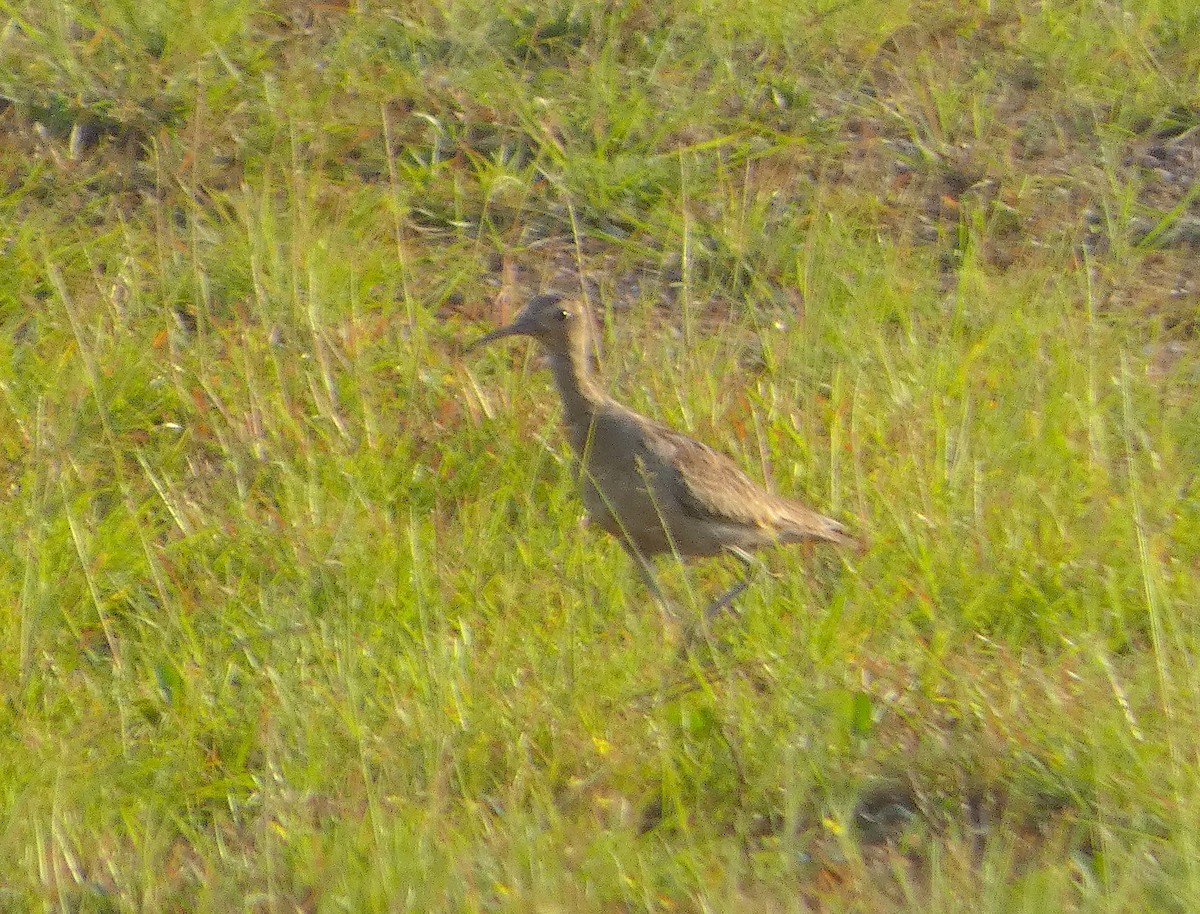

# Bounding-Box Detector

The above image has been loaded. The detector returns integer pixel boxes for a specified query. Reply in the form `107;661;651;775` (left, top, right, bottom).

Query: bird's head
469;292;589;354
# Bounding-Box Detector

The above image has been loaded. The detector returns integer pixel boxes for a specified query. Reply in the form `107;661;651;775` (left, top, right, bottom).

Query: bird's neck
546;337;608;443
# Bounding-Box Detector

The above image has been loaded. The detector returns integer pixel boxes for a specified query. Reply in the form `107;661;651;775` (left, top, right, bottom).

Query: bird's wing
638;417;852;544
638;420;779;526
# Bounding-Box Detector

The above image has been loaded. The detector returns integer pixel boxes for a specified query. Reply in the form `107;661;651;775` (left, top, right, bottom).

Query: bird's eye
557;309;570;321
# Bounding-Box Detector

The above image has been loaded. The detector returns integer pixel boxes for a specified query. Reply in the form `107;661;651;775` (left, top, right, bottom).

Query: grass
1;0;1198;910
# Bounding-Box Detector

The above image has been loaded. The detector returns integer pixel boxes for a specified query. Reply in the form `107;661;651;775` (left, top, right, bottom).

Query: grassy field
2;0;1198;910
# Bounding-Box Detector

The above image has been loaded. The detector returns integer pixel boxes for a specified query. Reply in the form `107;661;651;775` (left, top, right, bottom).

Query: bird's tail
817;516;862;550
783;506;864;551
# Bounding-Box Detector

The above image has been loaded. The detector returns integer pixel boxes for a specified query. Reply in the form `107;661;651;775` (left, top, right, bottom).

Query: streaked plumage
471;292;855;621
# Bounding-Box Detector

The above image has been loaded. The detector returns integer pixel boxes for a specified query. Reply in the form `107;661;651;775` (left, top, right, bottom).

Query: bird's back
568;401;851;558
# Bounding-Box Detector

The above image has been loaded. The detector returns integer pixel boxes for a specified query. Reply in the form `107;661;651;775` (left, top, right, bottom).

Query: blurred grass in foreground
1;0;1198;910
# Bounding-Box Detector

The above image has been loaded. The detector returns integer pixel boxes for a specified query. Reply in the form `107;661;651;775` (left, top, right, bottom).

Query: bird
469;291;856;631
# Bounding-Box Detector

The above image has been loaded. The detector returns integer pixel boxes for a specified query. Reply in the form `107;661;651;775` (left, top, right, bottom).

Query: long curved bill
466;323;522;350
465;311;537;347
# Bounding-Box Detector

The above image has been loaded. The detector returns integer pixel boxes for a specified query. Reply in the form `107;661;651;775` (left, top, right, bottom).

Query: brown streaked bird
470;292;856;627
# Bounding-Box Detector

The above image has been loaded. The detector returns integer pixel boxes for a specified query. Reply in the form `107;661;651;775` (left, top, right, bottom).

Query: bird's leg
703;546;758;622
620;540;676;620
677;547;760;659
